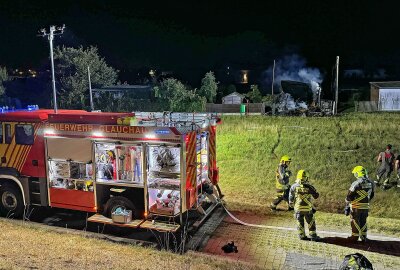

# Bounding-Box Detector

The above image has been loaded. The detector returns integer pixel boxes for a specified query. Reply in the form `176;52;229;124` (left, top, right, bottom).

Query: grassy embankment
217;113;400;233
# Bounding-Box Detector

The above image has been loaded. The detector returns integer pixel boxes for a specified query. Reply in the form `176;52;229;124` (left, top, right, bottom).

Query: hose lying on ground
220;202;296;231
219;201;400;241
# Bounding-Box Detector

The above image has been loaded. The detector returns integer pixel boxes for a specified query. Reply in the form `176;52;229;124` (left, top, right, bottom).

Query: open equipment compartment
94;142;144;184
46;137;95;211
147;145;181;216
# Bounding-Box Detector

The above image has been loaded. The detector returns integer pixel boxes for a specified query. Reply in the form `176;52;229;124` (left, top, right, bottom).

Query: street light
38;24;65;113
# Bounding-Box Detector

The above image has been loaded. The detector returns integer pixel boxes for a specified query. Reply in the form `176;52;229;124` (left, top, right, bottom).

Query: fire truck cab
0;108;221;231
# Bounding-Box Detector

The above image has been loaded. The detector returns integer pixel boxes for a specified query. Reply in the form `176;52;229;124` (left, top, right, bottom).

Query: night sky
1;1;400;84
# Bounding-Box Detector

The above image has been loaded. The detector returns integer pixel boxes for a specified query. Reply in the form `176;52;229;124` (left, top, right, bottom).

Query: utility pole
272;59;276;96
272;59;276;115
335;56;339;115
88;66;94;111
38;25;65;113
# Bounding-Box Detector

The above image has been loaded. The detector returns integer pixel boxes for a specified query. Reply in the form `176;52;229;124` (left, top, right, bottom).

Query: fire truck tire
104;196;136;218
0;183;24;218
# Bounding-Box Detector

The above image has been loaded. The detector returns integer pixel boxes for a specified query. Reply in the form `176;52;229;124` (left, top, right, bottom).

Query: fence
205;103;265;114
355;101;378;112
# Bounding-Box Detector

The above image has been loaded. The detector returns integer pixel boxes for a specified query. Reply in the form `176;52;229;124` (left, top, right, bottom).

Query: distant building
370;81;400;111
92;85;152;100
222;92;245;104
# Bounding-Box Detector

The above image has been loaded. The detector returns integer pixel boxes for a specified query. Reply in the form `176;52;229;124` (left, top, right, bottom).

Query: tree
246;84;263;103
199;71;218;103
54;46;118;109
262;94;275;105
0;66;8;96
154;78;205;112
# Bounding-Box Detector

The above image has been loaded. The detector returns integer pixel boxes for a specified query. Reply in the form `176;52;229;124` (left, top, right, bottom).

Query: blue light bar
27;105;39;111
155;129;170;134
0;105;39;113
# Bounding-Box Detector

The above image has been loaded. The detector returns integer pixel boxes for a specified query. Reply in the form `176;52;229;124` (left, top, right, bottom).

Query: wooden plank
140;220;180;232
87;214;143;228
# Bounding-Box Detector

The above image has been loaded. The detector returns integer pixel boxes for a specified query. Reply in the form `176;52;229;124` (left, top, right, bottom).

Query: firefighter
375;144;395;188
345;166;375;242
289;170;320;240
270;155;292;211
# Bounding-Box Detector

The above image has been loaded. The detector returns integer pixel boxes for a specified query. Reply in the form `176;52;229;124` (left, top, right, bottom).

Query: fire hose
219;200;297;231
219;200;400;241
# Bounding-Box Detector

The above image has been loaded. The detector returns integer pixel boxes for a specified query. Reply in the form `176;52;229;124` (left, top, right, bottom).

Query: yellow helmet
297;170;309;181
352;166;367;178
280;155;291;163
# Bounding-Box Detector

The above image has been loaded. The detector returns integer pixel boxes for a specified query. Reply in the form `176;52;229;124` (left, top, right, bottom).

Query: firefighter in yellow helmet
270;155;292;211
345;166;375;242
289;170;320;240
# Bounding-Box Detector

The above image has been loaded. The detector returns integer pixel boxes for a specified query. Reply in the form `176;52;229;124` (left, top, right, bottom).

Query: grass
0;218;259;270
217;113;400;219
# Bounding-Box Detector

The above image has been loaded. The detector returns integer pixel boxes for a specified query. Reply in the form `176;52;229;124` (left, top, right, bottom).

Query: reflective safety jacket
289;180;319;212
346;177;375;210
275;163;290;191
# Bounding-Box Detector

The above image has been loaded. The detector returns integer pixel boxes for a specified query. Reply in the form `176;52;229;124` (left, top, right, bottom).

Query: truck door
0;122;34;173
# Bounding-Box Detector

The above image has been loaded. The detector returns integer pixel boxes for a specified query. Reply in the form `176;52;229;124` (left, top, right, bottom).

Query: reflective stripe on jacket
289;181;319;212
275;163;290;190
346;177;375;210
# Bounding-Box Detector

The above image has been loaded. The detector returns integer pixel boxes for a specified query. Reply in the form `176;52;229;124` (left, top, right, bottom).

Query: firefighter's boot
382;178;391;190
299;235;309;241
359;236;369;243
374;175;380;186
310;235;321;242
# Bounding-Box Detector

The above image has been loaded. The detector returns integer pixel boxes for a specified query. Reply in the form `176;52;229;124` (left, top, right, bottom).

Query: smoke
263;54;324;112
263;54;323;96
277;93;308;112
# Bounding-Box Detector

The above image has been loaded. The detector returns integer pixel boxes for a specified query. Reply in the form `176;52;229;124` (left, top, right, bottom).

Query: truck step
87;214;143;228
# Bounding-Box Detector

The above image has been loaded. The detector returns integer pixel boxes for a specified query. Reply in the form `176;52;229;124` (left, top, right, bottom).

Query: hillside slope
217;113;400;219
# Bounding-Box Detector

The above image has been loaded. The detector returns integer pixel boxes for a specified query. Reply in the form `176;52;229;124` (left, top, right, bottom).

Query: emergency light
0;105;39;113
155;129;170;134
27;105;39;111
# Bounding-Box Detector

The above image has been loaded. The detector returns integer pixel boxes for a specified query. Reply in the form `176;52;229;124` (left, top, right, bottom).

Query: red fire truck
0;108;221;232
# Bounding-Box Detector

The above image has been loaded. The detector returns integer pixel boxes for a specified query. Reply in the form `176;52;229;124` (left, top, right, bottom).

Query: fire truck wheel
104;196;136;218
0;183;24;218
